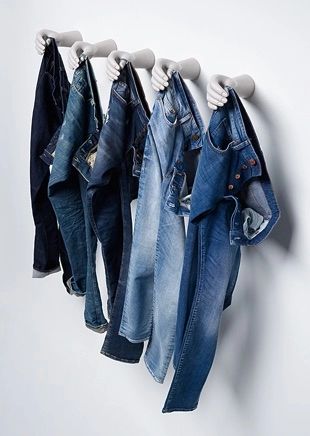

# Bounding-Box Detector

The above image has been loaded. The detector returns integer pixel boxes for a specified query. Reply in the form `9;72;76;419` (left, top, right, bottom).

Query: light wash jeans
119;72;205;382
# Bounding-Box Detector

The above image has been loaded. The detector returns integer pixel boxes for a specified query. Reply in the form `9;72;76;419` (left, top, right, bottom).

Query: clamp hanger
35;29;83;54
207;74;255;110
106;48;155;80
151;57;201;91
68;40;118;69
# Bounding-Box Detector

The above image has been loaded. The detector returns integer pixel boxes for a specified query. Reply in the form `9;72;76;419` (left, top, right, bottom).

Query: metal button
241;164;248;170
235;174;241;179
248;158;256;166
192;134;200;141
228;184;234;190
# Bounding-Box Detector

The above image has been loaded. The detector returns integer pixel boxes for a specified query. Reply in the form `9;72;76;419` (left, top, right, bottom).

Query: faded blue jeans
162;87;280;412
48;59;108;333
119;72;204;382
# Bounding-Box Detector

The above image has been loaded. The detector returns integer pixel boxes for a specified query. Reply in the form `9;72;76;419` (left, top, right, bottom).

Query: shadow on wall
247;88;295;253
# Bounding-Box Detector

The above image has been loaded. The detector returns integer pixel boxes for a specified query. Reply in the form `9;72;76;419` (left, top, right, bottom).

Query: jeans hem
118;329;150;343
162;404;198;413
144;355;164;384
65;277;85;297
100;349;140;364
85;322;108;334
71;291;85;297
32;266;61;278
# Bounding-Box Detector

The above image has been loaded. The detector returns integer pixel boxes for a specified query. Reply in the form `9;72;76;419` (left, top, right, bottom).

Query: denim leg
144;205;185;383
163;203;240;412
224;247;241;310
79;176;108;332
173;222;199;368
101;163;144;363
49;174;87;297
119;130;162;342
58;231;74;293
87;176;123;318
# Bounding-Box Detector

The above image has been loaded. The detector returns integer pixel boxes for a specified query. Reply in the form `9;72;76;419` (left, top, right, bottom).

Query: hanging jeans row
30;39;280;413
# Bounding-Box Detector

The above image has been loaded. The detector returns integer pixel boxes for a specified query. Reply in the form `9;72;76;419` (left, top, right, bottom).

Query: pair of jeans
119;72;205;382
163;88;280;413
30;38;72;289
87;62;150;362
47;59;108;333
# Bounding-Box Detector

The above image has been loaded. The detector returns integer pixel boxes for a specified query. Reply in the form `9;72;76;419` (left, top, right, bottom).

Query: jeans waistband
114;61;150;125
157;71;205;150
41;38;69;114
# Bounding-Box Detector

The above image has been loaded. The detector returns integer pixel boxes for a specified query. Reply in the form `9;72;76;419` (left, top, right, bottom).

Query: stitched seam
166;224;205;399
100;349;139;364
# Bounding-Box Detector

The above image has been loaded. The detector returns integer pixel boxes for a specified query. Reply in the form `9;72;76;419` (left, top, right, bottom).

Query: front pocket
165;170;190;216
159;97;177;127
112;81;129;105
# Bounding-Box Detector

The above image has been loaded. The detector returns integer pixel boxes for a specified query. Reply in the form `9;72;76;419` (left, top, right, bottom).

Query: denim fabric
30;38;72;290
87;62;150;362
48;59;108;333
119;72;204;382
163;88;280;413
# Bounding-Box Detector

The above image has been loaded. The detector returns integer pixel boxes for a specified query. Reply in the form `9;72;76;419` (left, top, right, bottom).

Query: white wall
1;0;309;435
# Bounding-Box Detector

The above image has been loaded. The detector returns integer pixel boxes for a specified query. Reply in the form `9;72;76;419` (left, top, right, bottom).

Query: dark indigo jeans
87;62;150;362
30;38;72;290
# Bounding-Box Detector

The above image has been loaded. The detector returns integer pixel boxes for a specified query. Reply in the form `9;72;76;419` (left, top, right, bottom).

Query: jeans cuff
32;266;61;278
65;277;85;297
118;328;150;343
85;322;109;334
144;355;165;384
100;348;140;364
162;404;198;413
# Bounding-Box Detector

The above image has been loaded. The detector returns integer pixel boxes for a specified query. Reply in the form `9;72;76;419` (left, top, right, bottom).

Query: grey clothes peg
106;49;155;80
35;29;83;54
68;40;118;69
151;57;201;91
207;74;255;110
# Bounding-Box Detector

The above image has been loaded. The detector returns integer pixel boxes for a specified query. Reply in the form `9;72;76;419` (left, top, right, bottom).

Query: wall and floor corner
0;0;309;435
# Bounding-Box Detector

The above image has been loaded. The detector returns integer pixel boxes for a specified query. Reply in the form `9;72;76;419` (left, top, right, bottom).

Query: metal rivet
228;184;234;190
235;174;241;179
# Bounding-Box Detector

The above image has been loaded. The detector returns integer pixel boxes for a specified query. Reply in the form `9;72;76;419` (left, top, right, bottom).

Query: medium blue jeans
119;72;204;382
48;59;108;333
163;87;280;412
